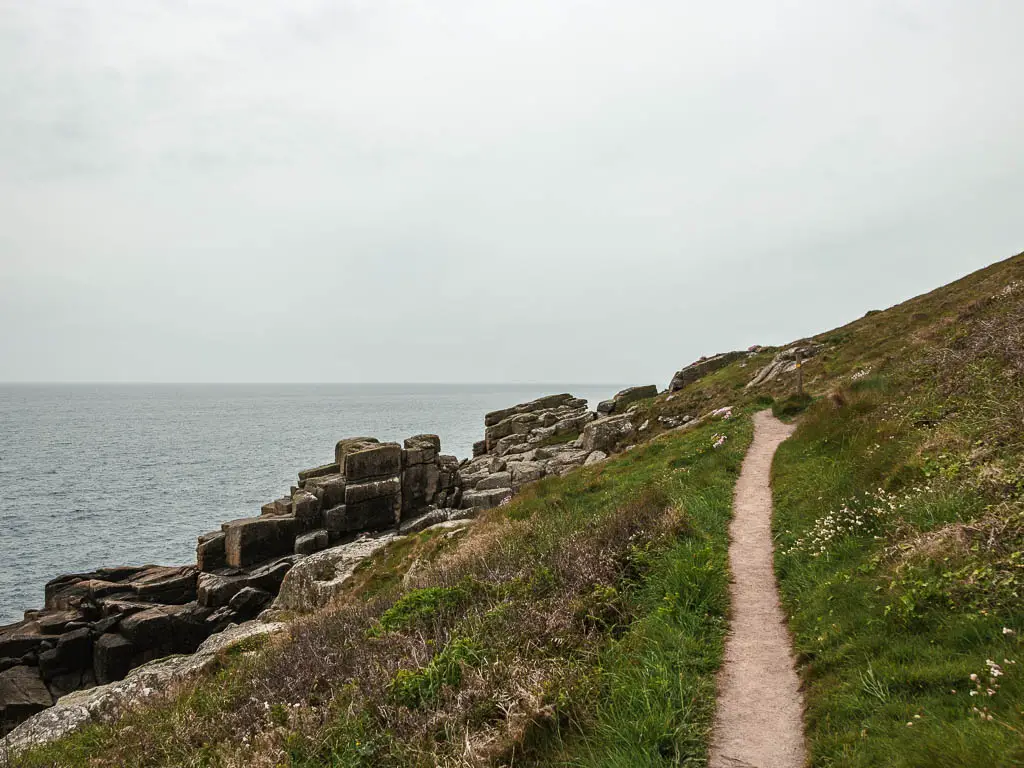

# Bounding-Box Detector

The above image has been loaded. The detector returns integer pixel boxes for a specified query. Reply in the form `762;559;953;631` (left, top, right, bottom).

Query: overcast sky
1;1;1022;385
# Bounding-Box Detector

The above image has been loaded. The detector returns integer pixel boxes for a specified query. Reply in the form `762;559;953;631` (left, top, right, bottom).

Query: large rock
196;531;226;572
34;611;81;636
297;462;339;482
509;461;545;487
92;634;135;685
118;608;172;650
290;490;323;530
344;476;401;505
42;566;196;613
491;432;530;457
343;443;402;482
476;471;512;491
580;414;636;453
53;629;93;672
300;474;346;508
0;666;52;732
545;447;592;475
260;497;293;516
43;567;147;611
222;516;298;568
227;588;272;619
484;394;579;427
485;414;536;442
402;462;440;515
403;434;440;465
129;566;197;605
746;344;823;389
272;535;397;614
197;559;293;608
345;496;400;532
597;385;658;415
334;437;379;467
669;351;746;392
1;621;287;757
460;488;511;511
0;631;45;661
294;530;329;556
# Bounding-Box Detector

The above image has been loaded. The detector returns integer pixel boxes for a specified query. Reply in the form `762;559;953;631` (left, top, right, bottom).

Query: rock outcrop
0;620;286;755
0;431;467;736
457;393;627;512
669;352;747;391
746;344;823;389
2;391;649;742
0;564;224;734
596;385;658;415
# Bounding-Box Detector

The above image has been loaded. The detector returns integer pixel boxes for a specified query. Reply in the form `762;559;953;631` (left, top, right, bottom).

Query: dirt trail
709;410;806;768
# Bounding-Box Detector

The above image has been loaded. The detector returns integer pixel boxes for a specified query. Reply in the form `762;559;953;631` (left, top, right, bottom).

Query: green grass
773;386;1024;767
773;392;814;419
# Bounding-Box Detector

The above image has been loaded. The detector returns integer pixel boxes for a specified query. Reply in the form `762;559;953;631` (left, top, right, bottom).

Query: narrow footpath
709;410;806;768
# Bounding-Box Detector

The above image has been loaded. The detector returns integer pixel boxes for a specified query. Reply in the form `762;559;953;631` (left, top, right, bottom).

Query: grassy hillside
9;250;1024;767
575;250;1024;766
11;413;752;767
770;254;1024;766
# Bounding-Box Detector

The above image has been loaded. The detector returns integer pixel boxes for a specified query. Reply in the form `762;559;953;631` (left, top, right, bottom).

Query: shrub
772;393;813;418
372;584;471;634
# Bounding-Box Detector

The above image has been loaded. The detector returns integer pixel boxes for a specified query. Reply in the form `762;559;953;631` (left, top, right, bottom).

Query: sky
0;1;1022;385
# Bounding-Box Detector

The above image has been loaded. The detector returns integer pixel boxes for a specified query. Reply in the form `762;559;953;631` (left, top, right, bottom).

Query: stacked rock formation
458;392;652;511
195;435;461;620
3;390;680;736
596;385;658;415
0;433;463;735
669;352;747;392
0;565;210;733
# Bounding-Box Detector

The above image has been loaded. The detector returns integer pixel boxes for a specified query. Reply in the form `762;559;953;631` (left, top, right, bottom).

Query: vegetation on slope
10;413;752;768
770;256;1024;766
12;250;1024;767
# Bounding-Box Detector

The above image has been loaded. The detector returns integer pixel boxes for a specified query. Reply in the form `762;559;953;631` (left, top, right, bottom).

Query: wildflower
1003;627;1016;636
971;673;979;682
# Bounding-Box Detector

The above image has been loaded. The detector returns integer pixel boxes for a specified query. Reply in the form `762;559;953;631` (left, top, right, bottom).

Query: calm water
0;383;619;624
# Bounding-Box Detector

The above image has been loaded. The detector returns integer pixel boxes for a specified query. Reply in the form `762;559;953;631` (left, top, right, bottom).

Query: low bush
772;392;814;418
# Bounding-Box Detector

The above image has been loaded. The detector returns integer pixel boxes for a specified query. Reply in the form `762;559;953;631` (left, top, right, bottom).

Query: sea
0;383;620;625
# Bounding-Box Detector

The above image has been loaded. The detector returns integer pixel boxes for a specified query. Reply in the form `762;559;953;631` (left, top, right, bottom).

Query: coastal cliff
2;386;686;736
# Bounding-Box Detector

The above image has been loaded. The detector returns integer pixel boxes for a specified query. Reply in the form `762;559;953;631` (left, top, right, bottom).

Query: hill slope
7;250;1024;767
